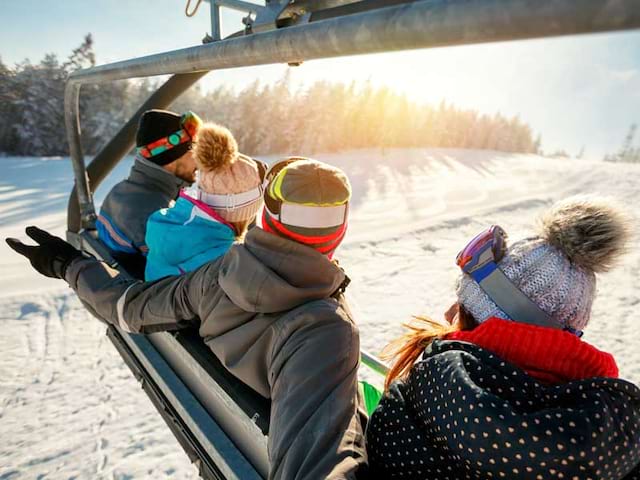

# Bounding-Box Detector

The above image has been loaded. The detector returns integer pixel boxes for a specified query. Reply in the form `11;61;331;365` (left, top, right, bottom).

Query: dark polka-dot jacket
366;340;640;479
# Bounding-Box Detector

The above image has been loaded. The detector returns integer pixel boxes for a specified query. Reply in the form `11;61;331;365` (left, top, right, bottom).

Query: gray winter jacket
96;157;189;275
65;227;367;479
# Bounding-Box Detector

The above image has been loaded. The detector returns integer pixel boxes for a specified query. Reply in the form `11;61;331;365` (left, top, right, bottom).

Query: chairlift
63;1;640;478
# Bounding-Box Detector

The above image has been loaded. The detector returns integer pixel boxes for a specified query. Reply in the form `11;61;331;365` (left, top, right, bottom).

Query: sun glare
200;31;639;158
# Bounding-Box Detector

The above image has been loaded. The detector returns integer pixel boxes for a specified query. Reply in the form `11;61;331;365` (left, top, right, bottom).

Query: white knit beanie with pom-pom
456;196;631;332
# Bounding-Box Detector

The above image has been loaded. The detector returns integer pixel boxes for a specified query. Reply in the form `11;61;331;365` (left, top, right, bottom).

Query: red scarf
448;317;618;384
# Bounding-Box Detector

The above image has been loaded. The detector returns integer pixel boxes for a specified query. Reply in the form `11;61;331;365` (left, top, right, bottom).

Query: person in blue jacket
144;123;265;281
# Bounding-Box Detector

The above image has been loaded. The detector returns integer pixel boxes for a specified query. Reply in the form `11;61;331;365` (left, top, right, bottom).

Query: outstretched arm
7;226;211;333
65;256;211;333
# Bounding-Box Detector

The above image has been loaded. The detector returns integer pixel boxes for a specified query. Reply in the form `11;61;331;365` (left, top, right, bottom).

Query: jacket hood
367;340;640;479
144;195;235;281
218;227;347;313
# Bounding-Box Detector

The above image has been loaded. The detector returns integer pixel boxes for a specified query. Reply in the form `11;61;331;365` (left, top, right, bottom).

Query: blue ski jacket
144;190;236;281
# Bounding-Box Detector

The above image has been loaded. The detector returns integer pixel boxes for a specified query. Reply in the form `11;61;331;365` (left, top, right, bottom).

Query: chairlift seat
70;229;271;479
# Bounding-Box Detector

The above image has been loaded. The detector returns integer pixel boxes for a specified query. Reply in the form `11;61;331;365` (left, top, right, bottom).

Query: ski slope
1;149;639;479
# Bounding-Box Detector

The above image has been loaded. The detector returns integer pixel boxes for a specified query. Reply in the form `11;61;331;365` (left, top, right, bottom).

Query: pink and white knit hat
192;123;263;223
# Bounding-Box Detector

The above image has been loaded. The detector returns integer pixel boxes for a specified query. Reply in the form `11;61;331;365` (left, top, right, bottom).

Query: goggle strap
137;128;190;159
196;185;263;210
475;265;558;329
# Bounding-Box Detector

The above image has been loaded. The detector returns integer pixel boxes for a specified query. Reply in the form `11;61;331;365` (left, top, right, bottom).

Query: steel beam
66;0;640;85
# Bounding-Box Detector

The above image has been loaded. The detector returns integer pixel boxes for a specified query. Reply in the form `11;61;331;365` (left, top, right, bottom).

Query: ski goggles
137;111;203;159
456;225;572;332
456;225;507;279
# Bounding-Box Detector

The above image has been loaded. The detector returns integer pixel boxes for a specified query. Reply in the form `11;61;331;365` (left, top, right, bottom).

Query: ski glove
6;226;83;279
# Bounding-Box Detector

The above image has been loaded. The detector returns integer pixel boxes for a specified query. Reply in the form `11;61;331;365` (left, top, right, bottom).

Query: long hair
382;305;476;390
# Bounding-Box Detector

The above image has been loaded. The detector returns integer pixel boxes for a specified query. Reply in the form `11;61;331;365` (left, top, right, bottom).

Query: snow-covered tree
605;124;639;163
2;40;545;157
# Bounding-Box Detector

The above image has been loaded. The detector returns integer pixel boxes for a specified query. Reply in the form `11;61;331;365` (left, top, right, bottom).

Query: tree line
604;124;640;164
1;35;543;157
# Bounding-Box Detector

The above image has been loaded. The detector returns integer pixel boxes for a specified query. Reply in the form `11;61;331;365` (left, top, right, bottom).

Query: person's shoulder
189;254;226;281
293;297;353;319
101;177;129;204
147;196;187;223
282;297;357;340
102;176;155;208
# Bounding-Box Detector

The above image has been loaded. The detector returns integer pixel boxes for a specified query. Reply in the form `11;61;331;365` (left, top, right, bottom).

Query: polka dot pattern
366;340;640;479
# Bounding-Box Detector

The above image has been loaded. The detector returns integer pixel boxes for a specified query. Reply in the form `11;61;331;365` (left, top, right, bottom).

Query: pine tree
63;34;96;71
620;124;637;163
0;56;19;153
14;55;67;155
604;124;639;163
533;134;542;155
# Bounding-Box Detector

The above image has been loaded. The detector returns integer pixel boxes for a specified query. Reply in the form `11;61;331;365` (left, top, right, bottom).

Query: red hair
382;305;476;390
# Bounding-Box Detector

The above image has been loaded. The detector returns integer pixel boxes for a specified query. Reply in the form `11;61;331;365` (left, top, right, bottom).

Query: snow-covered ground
1;149;639;479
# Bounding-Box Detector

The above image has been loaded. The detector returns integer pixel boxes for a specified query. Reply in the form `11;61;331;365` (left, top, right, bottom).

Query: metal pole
66;0;640;85
361;350;389;377
211;3;222;41
67;72;209;233
64;82;96;230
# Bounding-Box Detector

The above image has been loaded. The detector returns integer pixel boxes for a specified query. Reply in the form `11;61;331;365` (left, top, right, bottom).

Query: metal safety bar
361;350;389;377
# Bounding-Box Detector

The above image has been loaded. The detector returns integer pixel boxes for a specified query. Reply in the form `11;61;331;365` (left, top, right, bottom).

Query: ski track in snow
0;149;639;478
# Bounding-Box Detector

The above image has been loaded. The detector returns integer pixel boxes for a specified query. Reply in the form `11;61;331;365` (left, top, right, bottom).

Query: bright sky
2;0;639;158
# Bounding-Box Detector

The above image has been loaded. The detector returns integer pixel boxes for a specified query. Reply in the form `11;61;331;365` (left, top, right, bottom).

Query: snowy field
1;149;639;479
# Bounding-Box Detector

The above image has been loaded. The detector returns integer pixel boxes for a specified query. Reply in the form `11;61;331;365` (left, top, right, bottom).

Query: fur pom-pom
540;195;632;273
193;123;238;171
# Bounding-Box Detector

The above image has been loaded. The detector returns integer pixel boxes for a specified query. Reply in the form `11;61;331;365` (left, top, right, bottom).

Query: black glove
6;226;83;279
